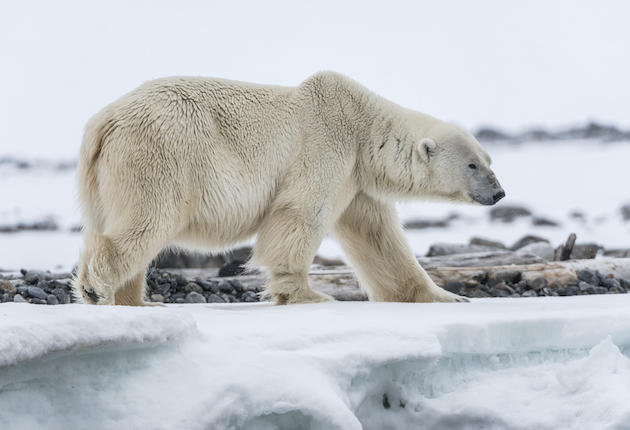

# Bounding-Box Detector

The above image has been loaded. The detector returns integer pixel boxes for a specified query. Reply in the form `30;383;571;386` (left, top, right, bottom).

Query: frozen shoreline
2;296;630;429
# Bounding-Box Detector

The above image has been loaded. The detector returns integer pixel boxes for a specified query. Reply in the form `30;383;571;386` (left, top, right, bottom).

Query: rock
13;294;27;303
469;237;506;249
521;290;537;298
241;291;259;302
312;255;345;266
491;288;511;297
487;271;521;286
218;281;233;294
532;217;560;227
153;249;225;269
27;286;48;300
24;270;50;284
183;282;203;294
515;242;554;261
577;269;599;286
593;286;608;295
489;205;532;222
218;260;246;277
510;235;549;251
150;294;165;302
51;287;69;304
620;279;630;291
31;298;47;305
475;127;511;142
579;281;596;294
426;243;498;257
569;210;586;221
571;244;603;260
206;294;226;303
185;291;206;303
46;294;59;305
557;285;579;296
601;278;620;290
443;281;466;294
403;215;454;230
621;204;630;221
230;279;244;292
603;249;630;258
527;277;548;291
196;279;219;293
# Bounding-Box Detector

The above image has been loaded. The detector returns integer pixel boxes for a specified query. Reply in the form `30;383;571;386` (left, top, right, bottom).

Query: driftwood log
172;253;630;301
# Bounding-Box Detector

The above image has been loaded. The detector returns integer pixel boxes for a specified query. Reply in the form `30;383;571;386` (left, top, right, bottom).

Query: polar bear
73;71;504;306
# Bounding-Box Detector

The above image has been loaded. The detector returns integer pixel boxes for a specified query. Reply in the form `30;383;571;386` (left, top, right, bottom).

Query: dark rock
196;279;219;293
36;280;52;293
594;286;608;295
175;298;185;304
46;294;59;305
557;285;579;296
241;291;259;302
27;286;48;300
469;237;506;249
183;282;203;294
511;235;549;251
601;278;620;290
218;281;233;294
218;260;247;277
13;294;27;303
444;281;466;294
426;243;498;257
207;294;226;303
521;290;537;298
569;210;586;221
153;249;225;269
487;271;521;286
185;291;206;303
571;244;603;260
579;281;596;294
312;255;345;266
577;270;599;286
527;277;548;291
603;249;630;258
24;270;50;284
621;204;630;221
52;287;69;304
532;217;560;227
475;127;511;142
31;298;47;305
620;279;630;291
230;279;244;292
170;293;185;302
489;205;532;222
490;288;511;297
404;215;454;230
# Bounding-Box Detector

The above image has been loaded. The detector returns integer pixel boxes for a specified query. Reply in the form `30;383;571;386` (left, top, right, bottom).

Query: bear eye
468;163;477;170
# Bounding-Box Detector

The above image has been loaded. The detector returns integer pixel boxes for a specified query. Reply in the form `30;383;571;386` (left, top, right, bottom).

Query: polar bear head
365;114;505;205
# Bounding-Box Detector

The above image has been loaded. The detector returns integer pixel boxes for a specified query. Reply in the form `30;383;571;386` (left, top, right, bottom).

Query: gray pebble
13;294;27;303
183;282;203;294
521;290;537;298
579;281;596;294
601;278;620;290
185;291;206;303
27;286;48;300
31;298;47;305
46;294;59;305
577;270;598;286
527;277;548;291
52;287;69;304
218;281;233;294
150;294;165;302
207;294;226;303
241;291;259;302
444;281;465;294
196;279;219;293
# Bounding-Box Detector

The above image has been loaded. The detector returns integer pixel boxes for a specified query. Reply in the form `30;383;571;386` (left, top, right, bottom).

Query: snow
2;296;630;429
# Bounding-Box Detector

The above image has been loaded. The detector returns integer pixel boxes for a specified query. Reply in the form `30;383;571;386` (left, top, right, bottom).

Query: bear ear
416;138;437;163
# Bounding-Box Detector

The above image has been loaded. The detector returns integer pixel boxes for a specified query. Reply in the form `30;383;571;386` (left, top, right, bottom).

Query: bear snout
492;189;506;204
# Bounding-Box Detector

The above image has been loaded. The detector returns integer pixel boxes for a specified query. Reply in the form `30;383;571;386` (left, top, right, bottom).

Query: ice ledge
0;303;196;367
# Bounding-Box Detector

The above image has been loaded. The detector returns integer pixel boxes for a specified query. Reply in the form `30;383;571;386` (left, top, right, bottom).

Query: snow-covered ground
1;296;630;430
0;140;628;271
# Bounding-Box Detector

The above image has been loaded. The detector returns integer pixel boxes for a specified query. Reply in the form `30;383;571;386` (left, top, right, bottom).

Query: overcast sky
2;0;629;158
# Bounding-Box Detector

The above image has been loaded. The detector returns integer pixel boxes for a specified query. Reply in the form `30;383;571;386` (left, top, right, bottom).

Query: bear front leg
252;201;334;305
334;193;468;303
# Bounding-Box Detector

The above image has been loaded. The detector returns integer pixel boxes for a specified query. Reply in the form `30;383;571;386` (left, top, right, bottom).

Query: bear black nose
493;190;506;203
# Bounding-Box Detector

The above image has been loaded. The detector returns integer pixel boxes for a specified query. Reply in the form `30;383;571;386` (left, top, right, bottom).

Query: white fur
73;71;499;305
